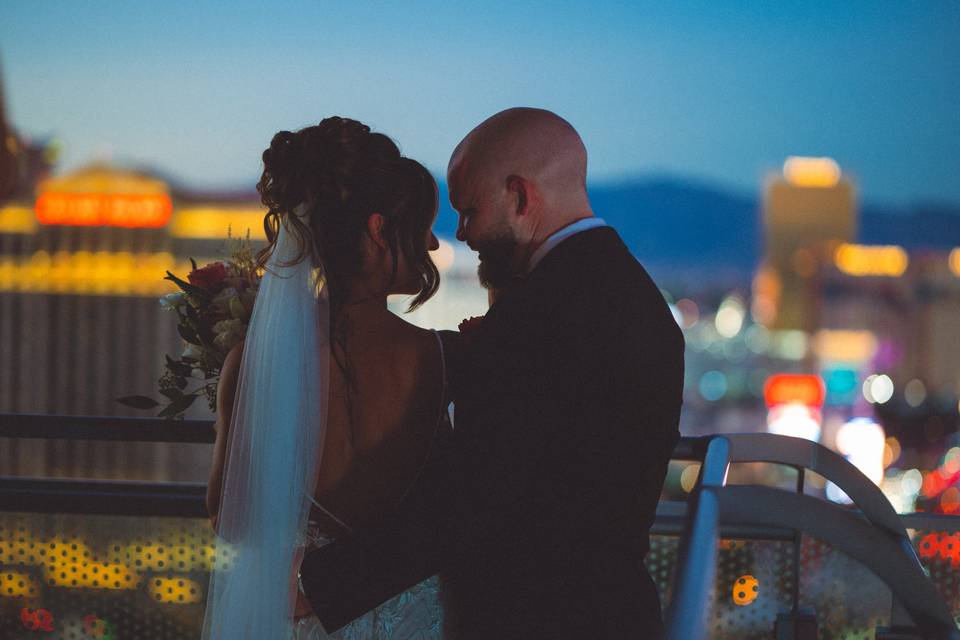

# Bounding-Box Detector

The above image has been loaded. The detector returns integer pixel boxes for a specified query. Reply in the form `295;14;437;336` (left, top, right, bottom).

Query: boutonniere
458;315;485;344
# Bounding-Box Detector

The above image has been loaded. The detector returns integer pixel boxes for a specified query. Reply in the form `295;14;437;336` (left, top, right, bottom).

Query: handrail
0;413;216;443
716;486;958;638
664;435;731;640
0;475;208;517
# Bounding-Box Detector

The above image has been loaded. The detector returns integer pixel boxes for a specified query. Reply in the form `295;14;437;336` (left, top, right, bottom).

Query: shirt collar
526;217;607;274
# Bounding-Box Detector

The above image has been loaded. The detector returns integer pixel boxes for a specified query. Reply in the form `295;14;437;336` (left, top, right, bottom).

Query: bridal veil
201;205;330;639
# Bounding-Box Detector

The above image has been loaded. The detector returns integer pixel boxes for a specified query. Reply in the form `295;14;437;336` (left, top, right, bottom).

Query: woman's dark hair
256;116;440;319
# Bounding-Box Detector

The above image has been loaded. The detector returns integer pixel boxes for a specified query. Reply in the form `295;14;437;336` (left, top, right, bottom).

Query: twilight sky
1;1;958;206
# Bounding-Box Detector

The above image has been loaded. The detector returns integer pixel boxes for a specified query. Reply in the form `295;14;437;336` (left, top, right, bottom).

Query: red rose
188;262;228;292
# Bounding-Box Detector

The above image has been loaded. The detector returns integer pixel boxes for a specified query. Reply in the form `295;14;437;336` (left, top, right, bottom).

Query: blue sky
2;1;958;205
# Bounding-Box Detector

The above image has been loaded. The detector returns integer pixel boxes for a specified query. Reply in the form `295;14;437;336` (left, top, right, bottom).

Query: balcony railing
1;414;959;639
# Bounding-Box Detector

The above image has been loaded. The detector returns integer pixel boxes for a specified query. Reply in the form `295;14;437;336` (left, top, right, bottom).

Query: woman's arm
206;343;244;533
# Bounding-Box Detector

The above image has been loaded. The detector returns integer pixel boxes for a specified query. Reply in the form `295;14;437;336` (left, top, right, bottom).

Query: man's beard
475;232;520;290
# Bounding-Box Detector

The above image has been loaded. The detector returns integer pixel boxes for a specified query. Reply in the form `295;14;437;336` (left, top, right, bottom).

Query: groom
299;107;684;638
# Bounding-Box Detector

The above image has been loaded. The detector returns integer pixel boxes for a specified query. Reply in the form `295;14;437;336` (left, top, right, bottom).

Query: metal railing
4;414;960;639
664;433;960;640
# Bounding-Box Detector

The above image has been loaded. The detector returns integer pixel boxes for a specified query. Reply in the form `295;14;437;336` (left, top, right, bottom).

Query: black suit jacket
300;226;684;639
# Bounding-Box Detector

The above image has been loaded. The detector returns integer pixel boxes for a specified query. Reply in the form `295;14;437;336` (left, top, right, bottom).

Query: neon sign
764;374;825;408
35;192;172;228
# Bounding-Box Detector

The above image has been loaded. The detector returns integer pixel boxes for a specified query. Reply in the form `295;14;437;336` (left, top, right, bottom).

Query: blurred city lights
744;324;770;354
863;374;894;404
699;370;728;402
763;374;825;408
680;463;701;493
783;156;841;188
767;403;821;442
834;243;909;277
675;298;700;329
949;248;960;277
715;295;746;338
901;469;923;497
732;575;759;606
904;379;927;407
883;437;902;468
812;329;878;364
169;207;266;240
769;330;808;360
835;417;885;486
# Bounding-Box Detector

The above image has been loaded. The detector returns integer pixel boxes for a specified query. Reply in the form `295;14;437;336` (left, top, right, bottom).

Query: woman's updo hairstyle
256;117;440;318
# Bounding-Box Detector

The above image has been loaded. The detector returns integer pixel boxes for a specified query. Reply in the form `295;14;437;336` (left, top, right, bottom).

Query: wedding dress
201;206;449;640
292;330;451;640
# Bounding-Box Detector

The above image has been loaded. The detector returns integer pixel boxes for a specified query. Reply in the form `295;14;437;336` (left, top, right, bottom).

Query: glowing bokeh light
783;156;841;188
834;243;908;277
904;379;927;407
699;370;728;402
676;298;700;329
835;417;885;486
865;374;894;404
767;403;821;442
680;463;701;493
764;374;825;408
715;296;745;338
732;575;759;606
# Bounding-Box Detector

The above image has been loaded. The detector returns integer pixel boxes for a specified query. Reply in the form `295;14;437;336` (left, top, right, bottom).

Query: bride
201;117;453;639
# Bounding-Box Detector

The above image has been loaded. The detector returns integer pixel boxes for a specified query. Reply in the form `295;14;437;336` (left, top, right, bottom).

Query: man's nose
429;233;440;251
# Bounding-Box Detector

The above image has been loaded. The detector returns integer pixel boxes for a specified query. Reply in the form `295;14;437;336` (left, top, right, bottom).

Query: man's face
448;159;520;290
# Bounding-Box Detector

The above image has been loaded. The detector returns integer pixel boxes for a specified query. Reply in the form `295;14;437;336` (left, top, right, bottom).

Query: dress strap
431;329;448;412
305;489;353;533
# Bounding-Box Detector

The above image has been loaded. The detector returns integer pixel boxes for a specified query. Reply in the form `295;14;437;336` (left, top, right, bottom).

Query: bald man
300;108;685;638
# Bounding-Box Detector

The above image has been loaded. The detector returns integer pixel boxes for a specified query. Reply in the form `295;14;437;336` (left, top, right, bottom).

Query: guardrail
3;415;960;639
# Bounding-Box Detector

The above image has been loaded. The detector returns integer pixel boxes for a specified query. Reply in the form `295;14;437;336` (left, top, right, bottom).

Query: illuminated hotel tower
756;157;856;332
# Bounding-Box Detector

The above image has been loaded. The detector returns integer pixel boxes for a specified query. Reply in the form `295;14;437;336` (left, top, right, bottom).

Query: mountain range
431;177;960;290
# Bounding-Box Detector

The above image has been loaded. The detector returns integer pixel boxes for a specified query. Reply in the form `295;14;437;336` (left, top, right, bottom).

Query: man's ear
365;212;388;249
506;175;531;217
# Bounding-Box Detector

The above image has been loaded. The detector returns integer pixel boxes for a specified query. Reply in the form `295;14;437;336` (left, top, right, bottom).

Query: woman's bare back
308;313;445;535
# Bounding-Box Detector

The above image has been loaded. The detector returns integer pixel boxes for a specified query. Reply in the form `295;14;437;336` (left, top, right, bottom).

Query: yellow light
812;329;878;364
732;575;759;605
949;249;960;277
170;207;267;240
783;156;841;188
0;571;39;598
680;463;701;493
148;576;204;604
834;243;908;277
0;251;203;296
0;205;37;234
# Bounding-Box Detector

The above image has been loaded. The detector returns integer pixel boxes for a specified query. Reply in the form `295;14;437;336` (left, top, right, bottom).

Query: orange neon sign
764;374;825;408
35;192;172;228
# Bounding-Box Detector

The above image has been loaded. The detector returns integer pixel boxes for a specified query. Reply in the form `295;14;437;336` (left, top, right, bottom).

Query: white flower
159;292;185;311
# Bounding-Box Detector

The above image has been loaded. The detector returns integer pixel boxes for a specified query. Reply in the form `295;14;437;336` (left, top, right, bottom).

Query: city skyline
1;1;958;207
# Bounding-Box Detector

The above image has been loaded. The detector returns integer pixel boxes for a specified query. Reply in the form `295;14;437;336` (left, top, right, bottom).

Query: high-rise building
757;157;856;332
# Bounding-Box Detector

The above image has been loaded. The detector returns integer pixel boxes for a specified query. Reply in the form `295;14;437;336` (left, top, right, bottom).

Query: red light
35;192;172;228
763;374;825;408
20;608;54;632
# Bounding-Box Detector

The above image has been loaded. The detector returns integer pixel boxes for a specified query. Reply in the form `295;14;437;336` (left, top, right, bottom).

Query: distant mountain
436;177;960;289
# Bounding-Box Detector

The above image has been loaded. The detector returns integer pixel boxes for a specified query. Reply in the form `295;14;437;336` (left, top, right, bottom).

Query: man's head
447;107;593;289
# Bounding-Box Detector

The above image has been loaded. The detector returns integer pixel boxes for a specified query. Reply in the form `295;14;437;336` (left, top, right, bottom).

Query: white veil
201;204;330;640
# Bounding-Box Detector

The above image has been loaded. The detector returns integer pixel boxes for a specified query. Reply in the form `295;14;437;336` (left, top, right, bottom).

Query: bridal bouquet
118;234;260;418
